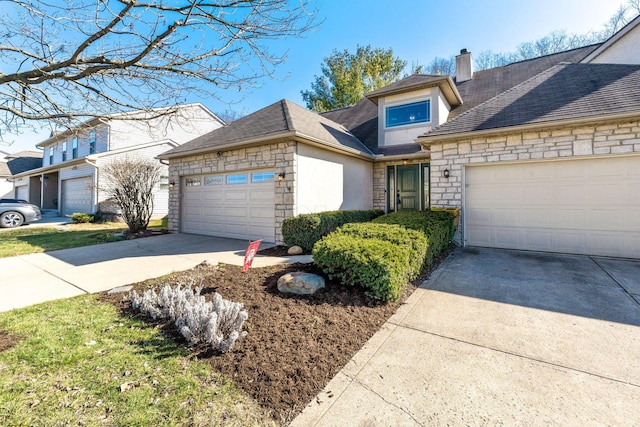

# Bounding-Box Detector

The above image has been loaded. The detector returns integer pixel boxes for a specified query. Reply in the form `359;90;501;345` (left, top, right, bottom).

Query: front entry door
397;164;419;210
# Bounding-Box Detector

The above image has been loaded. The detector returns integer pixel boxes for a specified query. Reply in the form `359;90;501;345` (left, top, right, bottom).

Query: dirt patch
0;329;20;353
101;247;452;423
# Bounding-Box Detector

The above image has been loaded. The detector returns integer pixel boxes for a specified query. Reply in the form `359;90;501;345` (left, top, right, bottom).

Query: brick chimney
455;48;473;82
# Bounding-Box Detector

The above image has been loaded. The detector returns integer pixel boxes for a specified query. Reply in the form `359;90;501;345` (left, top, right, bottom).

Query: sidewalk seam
388;322;640;389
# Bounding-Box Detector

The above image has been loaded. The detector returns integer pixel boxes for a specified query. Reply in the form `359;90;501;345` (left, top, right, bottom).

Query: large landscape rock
277;272;325;295
287;245;304;255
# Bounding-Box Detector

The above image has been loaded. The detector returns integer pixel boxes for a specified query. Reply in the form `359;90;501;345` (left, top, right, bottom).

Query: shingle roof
365;74;462;106
322;46;600;152
320;98;379;153
160;99;374;159
423;63;640;138
0;151;43;176
450;45;599;119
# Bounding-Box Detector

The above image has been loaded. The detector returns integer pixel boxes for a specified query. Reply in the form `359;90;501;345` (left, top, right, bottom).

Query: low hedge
282;209;383;251
313;223;428;302
372;210;454;267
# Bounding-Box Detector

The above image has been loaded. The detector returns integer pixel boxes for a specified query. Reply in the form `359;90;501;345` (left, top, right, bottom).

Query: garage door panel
181;171;275;242
61;177;92;215
465;156;640;258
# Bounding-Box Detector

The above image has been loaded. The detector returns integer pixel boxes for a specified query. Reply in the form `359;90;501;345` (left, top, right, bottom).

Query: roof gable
420;63;640;140
365;74;462;107
161;99;374;159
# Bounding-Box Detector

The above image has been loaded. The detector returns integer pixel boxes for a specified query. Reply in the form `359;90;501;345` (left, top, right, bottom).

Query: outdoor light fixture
216;151;222;157
169;181;176;188
278;172;286;181
443;169;450;178
402;159;408;165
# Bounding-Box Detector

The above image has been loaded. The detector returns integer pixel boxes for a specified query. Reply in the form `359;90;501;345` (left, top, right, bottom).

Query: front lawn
0;224;123;258
0;295;273;426
0;218;167;258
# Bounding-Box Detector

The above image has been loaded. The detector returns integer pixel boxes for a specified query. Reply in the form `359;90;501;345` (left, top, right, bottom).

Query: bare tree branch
0;0;318;140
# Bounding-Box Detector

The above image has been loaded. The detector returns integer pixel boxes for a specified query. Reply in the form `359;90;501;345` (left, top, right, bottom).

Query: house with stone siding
159;16;640;259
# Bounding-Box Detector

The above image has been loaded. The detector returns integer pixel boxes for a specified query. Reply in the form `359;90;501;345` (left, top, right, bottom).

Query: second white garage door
182;170;275;242
61;177;93;215
465;156;640;258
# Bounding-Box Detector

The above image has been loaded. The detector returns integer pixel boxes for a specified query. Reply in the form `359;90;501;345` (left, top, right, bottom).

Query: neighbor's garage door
465;156;640;258
15;185;28;201
61;177;92;215
182;170;275;242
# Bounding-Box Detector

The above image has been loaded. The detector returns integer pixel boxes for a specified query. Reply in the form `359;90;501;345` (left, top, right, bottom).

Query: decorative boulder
287;245;304;255
277;272;325;295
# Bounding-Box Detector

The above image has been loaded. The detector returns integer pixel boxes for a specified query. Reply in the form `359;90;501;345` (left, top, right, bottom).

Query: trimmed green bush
313;233;413;302
282;209;383;251
70;212;95;223
313;222;428;301
372;210;454;267
334;223;428;278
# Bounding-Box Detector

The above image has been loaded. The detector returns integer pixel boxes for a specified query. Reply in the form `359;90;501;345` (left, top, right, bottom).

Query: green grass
0;224;124;258
0;296;273;426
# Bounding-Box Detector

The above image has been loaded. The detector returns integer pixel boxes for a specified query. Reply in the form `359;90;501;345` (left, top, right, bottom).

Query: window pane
385;100;430;128
204;175;223;185
251;171;275;183
185;177;201;187
226;174;247;184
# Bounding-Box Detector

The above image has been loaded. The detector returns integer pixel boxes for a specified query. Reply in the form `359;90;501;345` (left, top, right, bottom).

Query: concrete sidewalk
0;233;311;312
291;248;640;426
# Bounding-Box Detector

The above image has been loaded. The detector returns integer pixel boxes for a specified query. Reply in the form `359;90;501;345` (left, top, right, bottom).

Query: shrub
313;223;428;302
372;210;455;267
129;283;248;353
334;223;428;277
70;212;95;223
282;209;383;251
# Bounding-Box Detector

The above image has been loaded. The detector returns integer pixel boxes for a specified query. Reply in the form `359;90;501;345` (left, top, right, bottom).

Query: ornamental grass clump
129;283;248;353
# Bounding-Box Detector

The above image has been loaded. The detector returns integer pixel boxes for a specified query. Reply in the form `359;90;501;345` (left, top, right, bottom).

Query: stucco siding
588;24;640;64
427;118;640;244
296;144;373;214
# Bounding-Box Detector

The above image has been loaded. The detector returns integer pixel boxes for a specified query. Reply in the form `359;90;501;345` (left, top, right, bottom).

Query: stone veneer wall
167;142;297;244
427;118;640;242
372;158;431;211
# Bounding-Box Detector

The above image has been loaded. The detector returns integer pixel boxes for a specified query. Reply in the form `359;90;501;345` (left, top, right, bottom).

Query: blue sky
4;0;626;152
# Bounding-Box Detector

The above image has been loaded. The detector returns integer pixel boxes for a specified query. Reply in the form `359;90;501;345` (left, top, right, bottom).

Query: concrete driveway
0;233;311;312
292;247;640;426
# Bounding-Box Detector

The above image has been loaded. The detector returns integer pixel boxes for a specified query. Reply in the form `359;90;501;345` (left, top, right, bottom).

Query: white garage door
61;177;92;215
465;156;640;258
15;185;28;201
182;170;275;242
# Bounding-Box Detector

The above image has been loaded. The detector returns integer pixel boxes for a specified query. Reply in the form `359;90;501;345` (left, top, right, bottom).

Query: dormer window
385;100;430;128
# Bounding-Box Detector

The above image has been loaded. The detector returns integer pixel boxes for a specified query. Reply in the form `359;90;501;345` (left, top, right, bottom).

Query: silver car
0;199;42;228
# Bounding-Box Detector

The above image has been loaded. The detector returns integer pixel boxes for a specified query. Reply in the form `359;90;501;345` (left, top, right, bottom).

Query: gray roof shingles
161;99;373;158
424;63;640;138
0;151;43;176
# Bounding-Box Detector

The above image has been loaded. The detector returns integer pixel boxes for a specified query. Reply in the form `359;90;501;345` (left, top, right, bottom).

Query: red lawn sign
242;240;262;272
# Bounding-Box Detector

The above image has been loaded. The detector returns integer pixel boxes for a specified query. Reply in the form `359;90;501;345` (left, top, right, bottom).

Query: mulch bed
2;246;452;424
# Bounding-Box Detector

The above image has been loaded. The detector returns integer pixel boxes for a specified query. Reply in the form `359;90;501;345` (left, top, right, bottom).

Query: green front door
397;164;420;210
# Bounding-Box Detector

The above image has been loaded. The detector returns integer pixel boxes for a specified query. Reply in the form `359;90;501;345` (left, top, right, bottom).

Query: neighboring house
0;150;42;199
12;104;224;216
159;16;640;259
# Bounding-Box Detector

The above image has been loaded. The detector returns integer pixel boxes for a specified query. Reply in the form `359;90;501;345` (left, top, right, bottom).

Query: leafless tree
0;0;317;140
99;157;161;233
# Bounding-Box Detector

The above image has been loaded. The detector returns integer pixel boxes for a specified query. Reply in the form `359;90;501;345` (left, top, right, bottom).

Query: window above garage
385;100;430;128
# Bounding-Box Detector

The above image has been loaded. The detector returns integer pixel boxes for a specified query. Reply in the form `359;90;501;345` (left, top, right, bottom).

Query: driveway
0;233;311;312
292;247;640;426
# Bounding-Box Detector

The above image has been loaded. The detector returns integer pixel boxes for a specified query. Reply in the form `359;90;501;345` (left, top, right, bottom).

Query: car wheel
0;211;24;228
